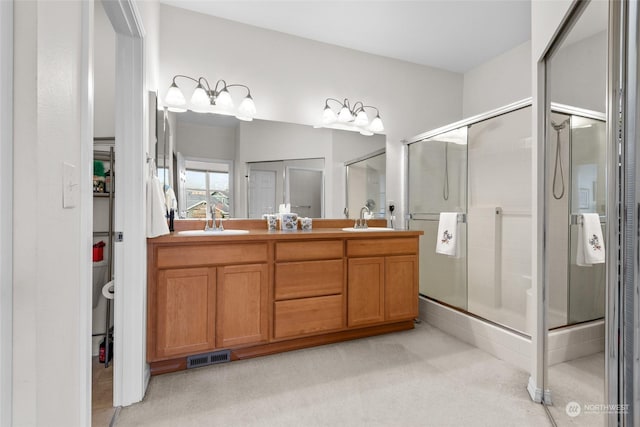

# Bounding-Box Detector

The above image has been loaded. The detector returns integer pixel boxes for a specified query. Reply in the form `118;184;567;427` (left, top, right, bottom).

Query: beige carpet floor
547;352;605;426
115;323;551;426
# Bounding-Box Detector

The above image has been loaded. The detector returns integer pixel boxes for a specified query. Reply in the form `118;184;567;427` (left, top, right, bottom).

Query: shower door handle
569;213;607;225
407;212;467;223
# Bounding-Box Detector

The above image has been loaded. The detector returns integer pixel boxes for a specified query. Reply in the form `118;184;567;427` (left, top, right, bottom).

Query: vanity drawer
157;243;268;268
274;295;344;339
275;240;343;261
275;260;343;300
346;238;418;257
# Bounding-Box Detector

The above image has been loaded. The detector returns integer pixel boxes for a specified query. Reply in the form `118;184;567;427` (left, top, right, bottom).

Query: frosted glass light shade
237;95;256;119
322;106;337;124
368;115;384;132
190;84;210;108
216;89;234;109
165;83;186;108
354;110;369;127
338;106;353;122
359;129;374;136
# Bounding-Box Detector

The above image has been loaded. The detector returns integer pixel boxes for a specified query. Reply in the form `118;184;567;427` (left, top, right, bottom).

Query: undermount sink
341;227;395;232
177;229;250;236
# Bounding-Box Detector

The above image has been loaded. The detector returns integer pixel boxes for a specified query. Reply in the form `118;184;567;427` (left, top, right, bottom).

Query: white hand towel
577;213;605;266
165;186;178;211
436;212;459;256
146;175;170;238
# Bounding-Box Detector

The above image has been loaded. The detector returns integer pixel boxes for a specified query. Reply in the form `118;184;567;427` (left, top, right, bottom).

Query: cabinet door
385;255;418;321
348;257;385;326
156;267;216;358
216;264;269;348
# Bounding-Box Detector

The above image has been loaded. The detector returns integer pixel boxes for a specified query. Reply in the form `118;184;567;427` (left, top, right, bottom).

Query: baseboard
547;320;604;365
527;376;543;403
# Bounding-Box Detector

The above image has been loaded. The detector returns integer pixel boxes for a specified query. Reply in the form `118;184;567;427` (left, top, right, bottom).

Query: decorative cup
266;214;278;231
280;213;299;231
299;217;312;231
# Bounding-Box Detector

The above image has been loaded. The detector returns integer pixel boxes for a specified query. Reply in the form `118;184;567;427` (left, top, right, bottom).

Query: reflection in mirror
545;1;607;425
158;108;385;219
345;150;386;219
247;158;325;218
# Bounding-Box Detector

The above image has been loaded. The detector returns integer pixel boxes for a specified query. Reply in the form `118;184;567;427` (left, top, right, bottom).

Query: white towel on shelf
436;212;459;256
146;175;170;238
577;213;605;266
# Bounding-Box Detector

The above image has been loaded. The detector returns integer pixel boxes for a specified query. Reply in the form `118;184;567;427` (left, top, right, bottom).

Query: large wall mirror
544;1;608;425
157;109;386;219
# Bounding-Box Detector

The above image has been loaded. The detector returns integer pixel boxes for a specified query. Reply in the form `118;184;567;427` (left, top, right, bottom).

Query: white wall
463;41;532;117
549;31;607;113
176;121;237;160
94;1;115;138
0;0;13;425
13;1;91;424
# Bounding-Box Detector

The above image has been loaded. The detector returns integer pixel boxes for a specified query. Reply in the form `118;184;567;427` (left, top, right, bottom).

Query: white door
248;170;276;218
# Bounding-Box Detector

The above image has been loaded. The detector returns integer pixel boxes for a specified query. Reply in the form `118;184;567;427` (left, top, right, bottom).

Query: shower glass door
466;106;532;334
408;127;468;310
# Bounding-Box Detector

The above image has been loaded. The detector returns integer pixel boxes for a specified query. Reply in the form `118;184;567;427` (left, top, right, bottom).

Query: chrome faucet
204;204;225;231
354;206;370;229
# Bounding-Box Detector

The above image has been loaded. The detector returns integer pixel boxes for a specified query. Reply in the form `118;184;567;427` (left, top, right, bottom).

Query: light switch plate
63;162;78;208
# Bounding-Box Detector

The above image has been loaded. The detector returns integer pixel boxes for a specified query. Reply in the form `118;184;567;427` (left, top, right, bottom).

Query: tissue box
280;213;298;231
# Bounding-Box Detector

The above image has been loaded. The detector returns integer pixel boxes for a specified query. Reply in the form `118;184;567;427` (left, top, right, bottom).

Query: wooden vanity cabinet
347;238;419;327
147;230;421;375
148;242;269;362
155;267;216;358
216;264;269;348
273;240;345;339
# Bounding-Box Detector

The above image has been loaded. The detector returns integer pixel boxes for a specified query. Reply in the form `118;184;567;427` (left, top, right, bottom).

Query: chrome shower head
551;118;570;131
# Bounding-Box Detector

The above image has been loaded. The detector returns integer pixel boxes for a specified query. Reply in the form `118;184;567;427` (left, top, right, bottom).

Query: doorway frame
100;0;149;407
0;0;13;424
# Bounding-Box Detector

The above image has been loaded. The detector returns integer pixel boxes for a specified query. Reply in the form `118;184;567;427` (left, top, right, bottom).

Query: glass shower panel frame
407;127;468;310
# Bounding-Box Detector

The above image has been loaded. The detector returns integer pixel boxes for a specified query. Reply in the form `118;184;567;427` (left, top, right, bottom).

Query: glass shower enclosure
408;102;533;335
408;101;606;336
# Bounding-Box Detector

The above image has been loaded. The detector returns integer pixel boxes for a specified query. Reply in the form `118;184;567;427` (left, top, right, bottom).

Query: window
184;168;230;218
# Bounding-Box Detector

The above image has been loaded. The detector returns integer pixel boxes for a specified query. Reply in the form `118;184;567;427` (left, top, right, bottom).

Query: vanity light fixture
321;98;384;135
164;75;256;121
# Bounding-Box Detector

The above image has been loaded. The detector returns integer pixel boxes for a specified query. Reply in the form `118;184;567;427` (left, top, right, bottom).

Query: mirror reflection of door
247;158;325;218
248;170;276;218
286;167;323;218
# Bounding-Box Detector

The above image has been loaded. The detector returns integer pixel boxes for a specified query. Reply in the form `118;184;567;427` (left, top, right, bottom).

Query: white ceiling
160;0;531;73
